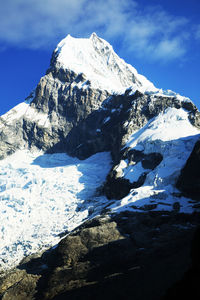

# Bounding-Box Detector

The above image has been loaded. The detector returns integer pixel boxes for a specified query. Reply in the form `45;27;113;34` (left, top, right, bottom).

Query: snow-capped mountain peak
0;33;199;275
54;33;157;94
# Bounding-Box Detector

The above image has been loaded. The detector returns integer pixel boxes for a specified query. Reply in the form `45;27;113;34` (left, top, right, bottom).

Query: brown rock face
0;269;39;300
1;212;199;300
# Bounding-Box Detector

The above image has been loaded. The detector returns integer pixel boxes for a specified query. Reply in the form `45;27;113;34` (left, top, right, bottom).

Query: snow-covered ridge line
0;91;50;128
54;33;190;101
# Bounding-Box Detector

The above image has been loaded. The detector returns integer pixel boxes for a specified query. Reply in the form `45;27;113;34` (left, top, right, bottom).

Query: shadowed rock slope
0;212;199;300
177;139;200;200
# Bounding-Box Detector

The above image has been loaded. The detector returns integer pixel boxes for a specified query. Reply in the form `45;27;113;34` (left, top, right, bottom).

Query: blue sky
0;0;200;115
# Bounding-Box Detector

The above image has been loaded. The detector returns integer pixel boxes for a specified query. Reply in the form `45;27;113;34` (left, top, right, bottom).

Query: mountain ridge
0;33;198;161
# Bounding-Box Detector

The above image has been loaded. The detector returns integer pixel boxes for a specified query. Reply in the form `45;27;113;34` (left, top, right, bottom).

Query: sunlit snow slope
110;108;200;214
0;151;111;271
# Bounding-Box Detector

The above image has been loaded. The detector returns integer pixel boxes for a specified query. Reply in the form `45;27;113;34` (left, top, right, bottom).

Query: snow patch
123;162;149;183
126;107;199;149
103;116;111;124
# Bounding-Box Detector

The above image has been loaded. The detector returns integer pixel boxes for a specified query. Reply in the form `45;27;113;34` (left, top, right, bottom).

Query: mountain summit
51;33;190;102
52;32;157;94
0;33;200;292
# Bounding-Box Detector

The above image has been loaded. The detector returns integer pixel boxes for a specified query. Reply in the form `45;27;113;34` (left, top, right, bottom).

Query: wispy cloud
121;7;189;61
195;25;200;40
0;0;197;62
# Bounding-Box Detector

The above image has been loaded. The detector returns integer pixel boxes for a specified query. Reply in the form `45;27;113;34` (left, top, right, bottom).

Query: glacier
0;151;111;271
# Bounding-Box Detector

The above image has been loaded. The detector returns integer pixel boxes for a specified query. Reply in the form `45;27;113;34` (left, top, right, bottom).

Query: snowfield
0;151;112;272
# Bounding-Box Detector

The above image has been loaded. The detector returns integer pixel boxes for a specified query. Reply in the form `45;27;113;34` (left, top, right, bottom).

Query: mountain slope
0;33;200;284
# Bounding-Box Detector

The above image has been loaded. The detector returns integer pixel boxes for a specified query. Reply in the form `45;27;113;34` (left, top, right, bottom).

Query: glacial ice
0;151;112;271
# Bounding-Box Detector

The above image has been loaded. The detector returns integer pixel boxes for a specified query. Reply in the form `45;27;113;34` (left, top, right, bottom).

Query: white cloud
154;38;187;60
121;8;189;61
0;0;195;61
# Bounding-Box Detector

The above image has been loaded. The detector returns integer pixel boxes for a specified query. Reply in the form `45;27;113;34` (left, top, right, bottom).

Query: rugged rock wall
1;55;200;162
0;67;109;160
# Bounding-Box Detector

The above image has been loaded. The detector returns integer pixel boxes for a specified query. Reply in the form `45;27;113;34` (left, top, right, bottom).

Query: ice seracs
0;150;111;271
126;107;200;147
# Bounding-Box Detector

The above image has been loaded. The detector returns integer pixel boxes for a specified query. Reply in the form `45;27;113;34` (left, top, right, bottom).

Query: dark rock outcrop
162;226;200;300
0;66;109;160
104;149;163;199
176;140;200;200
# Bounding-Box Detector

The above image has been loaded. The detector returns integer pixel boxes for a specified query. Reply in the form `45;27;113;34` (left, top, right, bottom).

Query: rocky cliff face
0;69;109;159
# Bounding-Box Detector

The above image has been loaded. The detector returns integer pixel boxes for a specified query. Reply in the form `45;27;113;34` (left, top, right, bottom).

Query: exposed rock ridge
0;68;109;160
